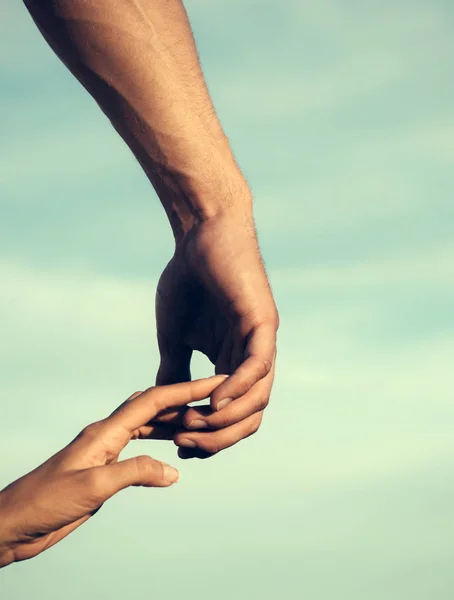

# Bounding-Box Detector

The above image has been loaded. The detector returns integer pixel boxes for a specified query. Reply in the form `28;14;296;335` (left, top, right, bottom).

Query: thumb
156;340;193;385
93;456;180;502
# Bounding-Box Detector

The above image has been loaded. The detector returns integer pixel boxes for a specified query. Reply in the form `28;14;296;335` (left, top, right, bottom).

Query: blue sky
1;1;454;598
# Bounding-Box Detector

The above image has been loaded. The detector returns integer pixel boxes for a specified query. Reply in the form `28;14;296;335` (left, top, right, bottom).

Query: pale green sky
1;1;454;598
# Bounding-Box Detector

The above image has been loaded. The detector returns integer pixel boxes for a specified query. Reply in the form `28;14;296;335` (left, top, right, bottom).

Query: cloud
0;261;160;408
1;112;135;195
1;255;453;492
0;1;61;74
0;261;156;335
203;0;453;123
2;3;454;598
272;245;454;290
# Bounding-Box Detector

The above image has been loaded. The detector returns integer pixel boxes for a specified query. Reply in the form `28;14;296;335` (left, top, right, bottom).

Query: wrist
147;136;253;243
170;174;254;245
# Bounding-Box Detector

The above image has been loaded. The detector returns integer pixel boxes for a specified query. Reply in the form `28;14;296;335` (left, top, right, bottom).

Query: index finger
107;375;228;433
210;322;277;412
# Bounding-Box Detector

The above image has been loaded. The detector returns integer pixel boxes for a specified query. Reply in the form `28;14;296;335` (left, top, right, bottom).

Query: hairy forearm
23;0;252;239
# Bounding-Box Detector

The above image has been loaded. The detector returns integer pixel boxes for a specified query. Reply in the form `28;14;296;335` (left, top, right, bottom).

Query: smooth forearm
23;0;251;240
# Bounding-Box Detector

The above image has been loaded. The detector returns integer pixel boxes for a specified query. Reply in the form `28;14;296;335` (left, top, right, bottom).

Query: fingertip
208;374;230;411
177;447;192;460
209;374;229;383
215;397;233;412
177;447;211;460
161;463;180;484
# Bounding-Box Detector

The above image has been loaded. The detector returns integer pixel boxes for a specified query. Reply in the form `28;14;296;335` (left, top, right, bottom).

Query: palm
155;253;234;382
153;214;278;458
155;213;268;384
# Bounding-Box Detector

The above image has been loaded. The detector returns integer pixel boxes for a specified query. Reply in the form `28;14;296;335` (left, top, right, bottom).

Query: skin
0;376;227;568
22;0;279;458
155;215;278;458
0;0;280;569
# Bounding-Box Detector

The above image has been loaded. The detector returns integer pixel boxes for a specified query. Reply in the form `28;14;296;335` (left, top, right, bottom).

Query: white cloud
2;2;454;596
206;1;453;123
0;261;157;340
0;114;135;194
0;261;161;484
271;245;454;290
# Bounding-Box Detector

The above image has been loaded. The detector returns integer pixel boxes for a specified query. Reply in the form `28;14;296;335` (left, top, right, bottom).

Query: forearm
23;0;252;240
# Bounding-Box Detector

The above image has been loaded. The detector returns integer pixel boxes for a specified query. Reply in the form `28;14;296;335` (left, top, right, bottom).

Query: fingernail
216;397;233;411
187;419;208;430
162;464;180;483
178;438;197;448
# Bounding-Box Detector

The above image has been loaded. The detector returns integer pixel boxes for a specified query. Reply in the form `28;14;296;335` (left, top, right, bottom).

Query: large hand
0;376;226;567
155;209;279;459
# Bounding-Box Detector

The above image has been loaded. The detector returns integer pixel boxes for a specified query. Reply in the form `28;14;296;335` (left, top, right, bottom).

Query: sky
1;0;454;598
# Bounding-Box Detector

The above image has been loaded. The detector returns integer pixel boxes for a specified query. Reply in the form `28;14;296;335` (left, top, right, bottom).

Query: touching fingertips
177;438;197;448
216;397;233;411
186;419;208;429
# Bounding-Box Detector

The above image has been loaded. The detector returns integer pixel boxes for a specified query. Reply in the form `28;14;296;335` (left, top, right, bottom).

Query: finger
108;390;143;419
174;411;263;457
107;375;228;434
230;335;245;373
156;338;192;385
152;347;272;430
214;330;234;376
183;361;274;430
133;423;175;441
177;447;212;460
91;455;180;501
111;394;181;439
150;407;187;427
210;322;276;411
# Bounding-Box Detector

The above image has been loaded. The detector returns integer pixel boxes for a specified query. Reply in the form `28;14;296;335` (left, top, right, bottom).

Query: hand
155;208;279;459
0;376;226;567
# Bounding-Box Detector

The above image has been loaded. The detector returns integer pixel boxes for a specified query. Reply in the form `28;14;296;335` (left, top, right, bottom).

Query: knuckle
214;412;236;429
258;395;270;411
83;470;105;500
258;357;273;378
80;421;103;440
199;437;219;455
242;375;256;394
143;386;163;411
248;416;262;436
134;455;154;479
260;309;279;331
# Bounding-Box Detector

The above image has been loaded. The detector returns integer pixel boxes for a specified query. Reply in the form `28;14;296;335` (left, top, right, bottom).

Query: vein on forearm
23;0;250;235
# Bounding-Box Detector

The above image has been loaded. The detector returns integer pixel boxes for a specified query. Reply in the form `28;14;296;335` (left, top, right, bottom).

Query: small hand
155;209;279;458
0;376;226;567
